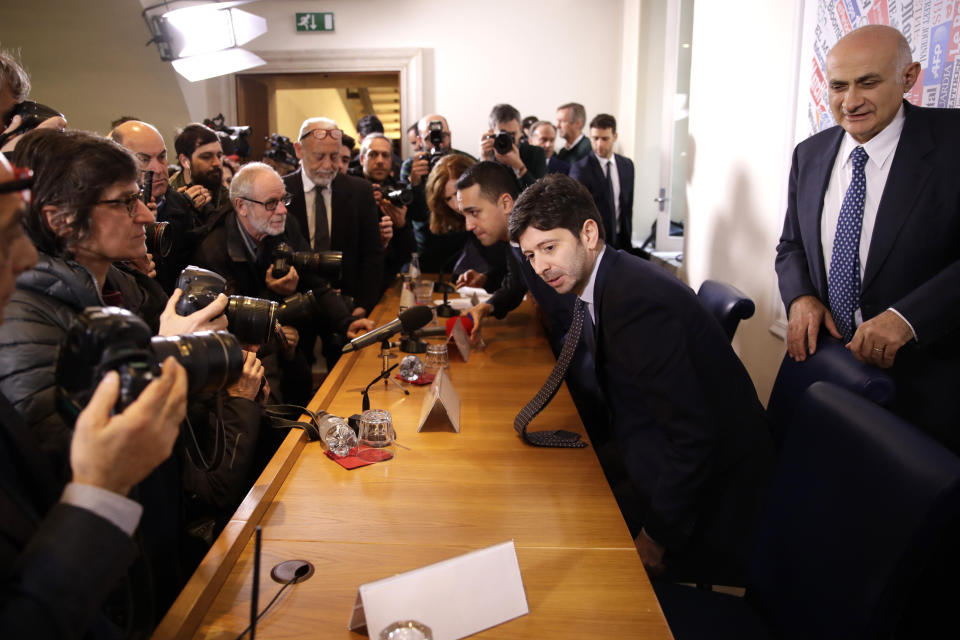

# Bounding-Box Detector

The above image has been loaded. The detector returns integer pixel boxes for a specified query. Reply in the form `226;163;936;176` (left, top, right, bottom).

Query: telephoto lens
175;266;280;346
150;331;244;394
145;221;172;258
277;290;324;326
55;307;245;418
270;242;343;281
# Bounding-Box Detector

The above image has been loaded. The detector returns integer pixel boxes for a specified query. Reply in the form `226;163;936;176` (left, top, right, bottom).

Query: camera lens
493;131;514;155
145;221;172;258
225;295;279;345
151;331;244;394
277;290;323;326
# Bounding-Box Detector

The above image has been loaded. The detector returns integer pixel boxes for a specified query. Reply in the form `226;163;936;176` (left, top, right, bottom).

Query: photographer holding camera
109;119;200;294
479;103;546;193
170;123;231;224
0;150;193;639
359;132;416;290
0;49;67;156
192;162;375;402
0;128;271;631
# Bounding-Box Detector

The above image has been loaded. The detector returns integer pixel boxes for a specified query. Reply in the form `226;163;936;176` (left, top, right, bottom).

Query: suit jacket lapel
330;174;350;250
285;169;309;240
593;244;620;360
803;128;844;298
862;103;935;292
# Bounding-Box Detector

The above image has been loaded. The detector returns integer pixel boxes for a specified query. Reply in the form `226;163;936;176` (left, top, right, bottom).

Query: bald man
109;120;199;293
775;25;960;451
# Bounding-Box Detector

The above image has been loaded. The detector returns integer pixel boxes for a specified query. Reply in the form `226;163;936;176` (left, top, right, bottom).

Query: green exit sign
296;12;334;32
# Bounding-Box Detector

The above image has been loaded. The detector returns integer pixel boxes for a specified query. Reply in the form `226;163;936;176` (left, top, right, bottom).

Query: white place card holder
348;540;529;640
416;368;460;433
446;317;471;362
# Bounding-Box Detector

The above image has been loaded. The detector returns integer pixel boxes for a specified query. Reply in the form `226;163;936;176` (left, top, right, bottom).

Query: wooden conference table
155;284;673;639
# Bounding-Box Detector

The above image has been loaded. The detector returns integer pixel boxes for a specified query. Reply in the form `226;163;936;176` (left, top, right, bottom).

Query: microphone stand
361;357;407;411
435;271;457;318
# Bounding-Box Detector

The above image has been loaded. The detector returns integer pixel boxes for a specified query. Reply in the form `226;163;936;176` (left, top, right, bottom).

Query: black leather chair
655;382;960;639
696;280;755;341
767;336;895;446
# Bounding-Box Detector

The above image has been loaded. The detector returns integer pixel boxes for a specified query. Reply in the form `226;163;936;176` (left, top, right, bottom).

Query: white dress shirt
300;168;333;247
578;245;608;325
565;132;585;150
62;482;142;536
820;104;914;336
596;153;621;225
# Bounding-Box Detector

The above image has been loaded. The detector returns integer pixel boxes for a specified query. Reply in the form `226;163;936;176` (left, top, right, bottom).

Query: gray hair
230;161;279;201
359;132;390;158
0;47;30;103
297;117;339;141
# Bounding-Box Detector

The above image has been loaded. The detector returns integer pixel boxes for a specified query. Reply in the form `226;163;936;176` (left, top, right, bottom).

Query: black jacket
0;393;137;640
283;169;385;313
0;255;165;474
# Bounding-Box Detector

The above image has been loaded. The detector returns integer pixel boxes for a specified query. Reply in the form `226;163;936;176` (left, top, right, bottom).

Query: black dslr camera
419;119;450;171
493;130;515;155
56;307;244;417
203;113;251;159
0;101;65;148
175;266;282;346
270;243;342;282
374;183;414;207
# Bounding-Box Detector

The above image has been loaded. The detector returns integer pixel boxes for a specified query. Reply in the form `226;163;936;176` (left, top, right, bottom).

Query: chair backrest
766;337;895;444
749;382;960;639
696;279;755;342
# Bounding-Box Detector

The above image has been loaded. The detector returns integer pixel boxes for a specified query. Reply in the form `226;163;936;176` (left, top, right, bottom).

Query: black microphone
342;305;433;353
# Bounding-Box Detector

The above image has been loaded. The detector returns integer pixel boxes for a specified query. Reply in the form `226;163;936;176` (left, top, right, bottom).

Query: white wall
0;0;193;152
684;0;801;402
235;0;631;157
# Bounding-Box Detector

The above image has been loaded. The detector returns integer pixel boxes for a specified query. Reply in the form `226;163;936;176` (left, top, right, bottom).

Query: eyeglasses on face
299;128;344;142
96;192;143;217
239;193;293;211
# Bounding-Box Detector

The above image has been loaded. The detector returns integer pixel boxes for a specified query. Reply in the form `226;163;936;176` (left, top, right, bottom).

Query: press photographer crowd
0;45;639;637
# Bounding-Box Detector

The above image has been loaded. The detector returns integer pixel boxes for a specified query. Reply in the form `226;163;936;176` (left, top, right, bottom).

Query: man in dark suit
0;152;189;638
529;121;569;175
109;119;202;294
479;103;546;192
512;174;773;586
284;117;384;317
555;102;591;163
570;114;634;249
775;25;960;450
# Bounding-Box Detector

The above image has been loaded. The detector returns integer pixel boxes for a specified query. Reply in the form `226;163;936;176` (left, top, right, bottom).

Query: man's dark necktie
604;159;617;247
828;145;868;343
513;298;588;448
314;184;330;251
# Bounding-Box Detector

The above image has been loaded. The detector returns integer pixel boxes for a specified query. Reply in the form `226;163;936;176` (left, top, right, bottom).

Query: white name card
416;368;460;433
348;540;529;639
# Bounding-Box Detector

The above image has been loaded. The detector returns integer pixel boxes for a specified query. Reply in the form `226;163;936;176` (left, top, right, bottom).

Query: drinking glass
357;409;396;462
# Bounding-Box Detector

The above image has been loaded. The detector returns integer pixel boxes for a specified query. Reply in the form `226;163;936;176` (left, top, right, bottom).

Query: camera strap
181;394;227;472
263;404;323;441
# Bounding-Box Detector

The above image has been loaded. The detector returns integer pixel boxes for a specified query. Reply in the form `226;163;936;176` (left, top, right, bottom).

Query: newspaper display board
802;0;960;138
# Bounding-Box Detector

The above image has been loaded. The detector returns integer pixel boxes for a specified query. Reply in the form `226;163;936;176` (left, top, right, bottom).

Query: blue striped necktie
828;145;868;343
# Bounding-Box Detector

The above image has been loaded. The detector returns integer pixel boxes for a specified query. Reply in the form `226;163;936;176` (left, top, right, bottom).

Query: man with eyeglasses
284;117;384;318
0;152;192;639
0;128;267;633
193;162;374;401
